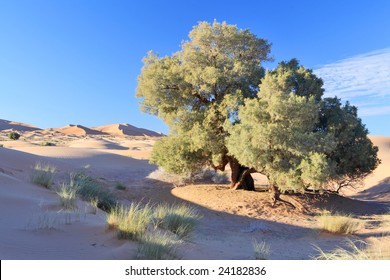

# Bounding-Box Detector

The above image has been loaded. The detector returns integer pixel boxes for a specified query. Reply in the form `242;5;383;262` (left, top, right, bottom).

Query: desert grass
314;237;390;260
137;232;181;260
88;198;99;214
107;203;153;241
56;183;77;210
154;203;201;238
30;162;56;188
317;212;362;234
70;172;116;212
35;211;59;230
252;239;271;260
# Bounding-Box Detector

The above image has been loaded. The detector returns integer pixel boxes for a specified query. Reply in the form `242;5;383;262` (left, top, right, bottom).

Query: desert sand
0;119;389;260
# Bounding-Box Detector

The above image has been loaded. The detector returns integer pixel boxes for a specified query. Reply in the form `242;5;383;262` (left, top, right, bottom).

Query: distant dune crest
55;124;106;136
93;123;162;137
0;119;162;137
0;119;42;132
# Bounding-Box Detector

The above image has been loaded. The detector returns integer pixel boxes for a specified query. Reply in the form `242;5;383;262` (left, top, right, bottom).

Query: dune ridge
0;119;162;138
0;119;42;132
93;123;163;137
53;124;107;136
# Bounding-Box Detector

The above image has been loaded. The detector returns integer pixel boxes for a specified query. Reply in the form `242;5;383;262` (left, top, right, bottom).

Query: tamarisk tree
137;21;272;190
136;21;379;201
227;60;380;202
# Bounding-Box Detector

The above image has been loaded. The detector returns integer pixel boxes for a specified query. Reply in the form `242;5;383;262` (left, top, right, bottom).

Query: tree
137;21;272;190
316;97;380;192
136;21;379;202
227;60;380;203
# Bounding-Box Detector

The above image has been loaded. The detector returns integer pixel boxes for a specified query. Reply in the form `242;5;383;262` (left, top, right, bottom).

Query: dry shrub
314;237;390;260
318;212;362;234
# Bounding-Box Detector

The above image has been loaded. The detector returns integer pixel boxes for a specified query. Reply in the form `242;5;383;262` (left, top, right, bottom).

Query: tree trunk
269;184;281;206
229;157;255;191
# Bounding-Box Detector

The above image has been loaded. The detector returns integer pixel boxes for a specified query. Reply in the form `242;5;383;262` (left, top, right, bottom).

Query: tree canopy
136;21;380;203
137;21;272;191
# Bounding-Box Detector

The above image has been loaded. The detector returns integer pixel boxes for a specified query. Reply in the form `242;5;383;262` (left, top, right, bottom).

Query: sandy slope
0;119;41;132
0;131;389;259
94;123;163;137
53;124;107;136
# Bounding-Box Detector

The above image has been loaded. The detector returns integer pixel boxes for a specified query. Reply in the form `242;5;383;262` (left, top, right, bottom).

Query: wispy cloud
314;48;390;117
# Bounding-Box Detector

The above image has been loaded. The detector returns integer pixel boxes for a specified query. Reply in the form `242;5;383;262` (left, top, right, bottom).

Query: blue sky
1;0;389;135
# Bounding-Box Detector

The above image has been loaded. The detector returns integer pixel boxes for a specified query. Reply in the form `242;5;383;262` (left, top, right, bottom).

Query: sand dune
93;123;163;137
353;136;390;201
0;119;41;132
67;138;128;150
53;124;107;136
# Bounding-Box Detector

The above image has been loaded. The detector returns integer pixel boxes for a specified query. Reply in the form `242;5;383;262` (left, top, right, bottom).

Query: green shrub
137;232;180;260
154;203;200;238
0;144;3;148
8;132;20;140
31;162;56;188
318;212;362;234
70;172;116;212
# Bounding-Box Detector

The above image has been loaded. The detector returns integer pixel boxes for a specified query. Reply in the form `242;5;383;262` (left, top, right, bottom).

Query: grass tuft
88;198;99;214
56;183;78;210
31;162;56;188
252;239;271;260
154;203;201;238
137;232;181;260
70;172;116;212
314;237;390;260
317;212;362;234
107;203;153;241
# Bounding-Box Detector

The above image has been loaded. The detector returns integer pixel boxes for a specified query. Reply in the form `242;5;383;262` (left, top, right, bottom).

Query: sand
0;120;389;260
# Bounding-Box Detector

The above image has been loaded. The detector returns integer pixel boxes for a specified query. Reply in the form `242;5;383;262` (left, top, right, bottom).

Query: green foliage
8;132;20;140
150;136;207;175
70;172;116;212
317;98;380;191
227;61;334;192
137;20;271;174
137;21;379;194
227;60;379;193
31;162;56;188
